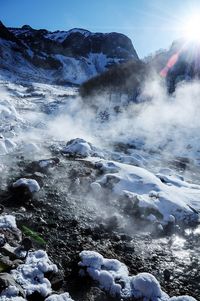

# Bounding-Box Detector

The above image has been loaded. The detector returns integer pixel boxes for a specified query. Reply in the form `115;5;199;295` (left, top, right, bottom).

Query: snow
170;297;197;301
11;250;58;297
45;28;91;43
0;136;16;155
13;178;40;193
0;215;17;229
131;273;162;299
62;138;103;157
93;159;200;224
0;297;25;301
79;250;197;301
45;293;74;301
79;250;126;296
0;286;25;301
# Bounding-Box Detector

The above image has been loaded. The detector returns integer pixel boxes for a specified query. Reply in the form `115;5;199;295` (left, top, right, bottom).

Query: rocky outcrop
0;21;139;84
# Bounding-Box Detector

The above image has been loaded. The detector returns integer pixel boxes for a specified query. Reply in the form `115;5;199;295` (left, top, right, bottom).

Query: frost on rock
62;138;103;158
13;178;40;193
0;215;17;229
45;292;74;301
79;251;197;301
11;250;58;297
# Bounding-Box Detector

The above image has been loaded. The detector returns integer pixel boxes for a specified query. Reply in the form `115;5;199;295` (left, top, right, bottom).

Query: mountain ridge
0;21;139;85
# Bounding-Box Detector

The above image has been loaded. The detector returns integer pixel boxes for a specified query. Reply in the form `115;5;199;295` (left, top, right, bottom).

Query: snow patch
0;215;17;229
11;250;58;297
79;251;197;301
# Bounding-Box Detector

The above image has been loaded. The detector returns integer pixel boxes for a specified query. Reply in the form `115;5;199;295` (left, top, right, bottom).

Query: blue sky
1;0;200;57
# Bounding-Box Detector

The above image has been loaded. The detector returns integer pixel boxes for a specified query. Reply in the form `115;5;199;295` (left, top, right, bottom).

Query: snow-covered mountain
0;21;139;84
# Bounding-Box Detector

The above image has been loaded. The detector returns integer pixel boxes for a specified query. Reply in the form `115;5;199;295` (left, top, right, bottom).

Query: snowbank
79;250;197;301
11;250;58;297
93;159;200;224
13;178;40;193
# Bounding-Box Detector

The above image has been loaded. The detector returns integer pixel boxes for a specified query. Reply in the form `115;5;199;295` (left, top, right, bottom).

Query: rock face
0;21;139;84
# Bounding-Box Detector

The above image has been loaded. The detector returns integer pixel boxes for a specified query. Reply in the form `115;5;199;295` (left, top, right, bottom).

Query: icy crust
12;178;40;193
93;159;200;224
11;250;58;297
79;251;197;301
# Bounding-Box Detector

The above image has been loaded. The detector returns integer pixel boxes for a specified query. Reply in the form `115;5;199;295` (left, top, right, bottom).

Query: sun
182;14;200;42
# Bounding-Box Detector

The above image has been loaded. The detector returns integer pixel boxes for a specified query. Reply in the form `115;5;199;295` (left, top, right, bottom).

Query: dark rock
27;291;45;301
163;269;171;281
21;237;33;251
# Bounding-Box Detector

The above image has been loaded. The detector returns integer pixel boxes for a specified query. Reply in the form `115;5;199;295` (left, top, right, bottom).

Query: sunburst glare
182;14;200;42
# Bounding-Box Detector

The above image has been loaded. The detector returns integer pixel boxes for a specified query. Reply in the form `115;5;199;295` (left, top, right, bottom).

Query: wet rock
0;243;22;260
0;228;22;245
0;235;6;248
163;269;171;281
47;270;64;291
0;205;4;214
84;286;108;301
26;158;60;173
